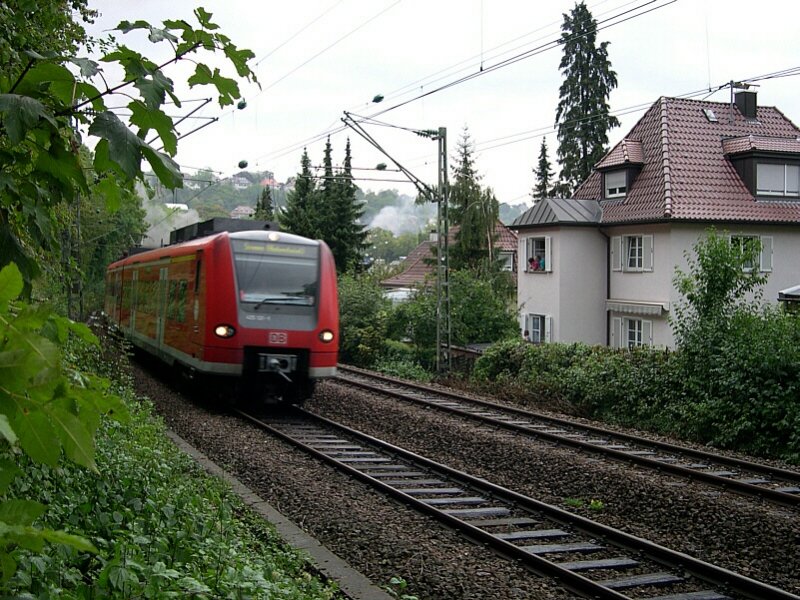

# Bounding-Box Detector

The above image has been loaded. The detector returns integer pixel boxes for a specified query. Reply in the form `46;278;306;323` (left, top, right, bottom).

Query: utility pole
435;127;451;374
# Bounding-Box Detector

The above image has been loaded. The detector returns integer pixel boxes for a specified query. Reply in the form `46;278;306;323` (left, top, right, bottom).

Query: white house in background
511;92;800;349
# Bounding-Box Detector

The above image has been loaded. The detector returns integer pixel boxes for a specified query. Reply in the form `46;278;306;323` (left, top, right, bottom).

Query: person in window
535;255;543;271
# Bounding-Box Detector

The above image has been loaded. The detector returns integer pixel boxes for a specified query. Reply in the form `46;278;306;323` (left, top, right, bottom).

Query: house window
756;163;800;197
525;314;551;343
612;235;653;272
730;234;773;272
612;317;652;349
626;236;643;270
525;236;551;273
605;170;627;198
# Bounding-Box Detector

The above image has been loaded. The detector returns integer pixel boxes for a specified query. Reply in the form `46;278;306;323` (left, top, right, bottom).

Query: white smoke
368;195;436;235
141;196;201;248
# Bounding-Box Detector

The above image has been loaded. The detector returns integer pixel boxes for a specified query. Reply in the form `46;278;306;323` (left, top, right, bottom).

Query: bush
337;274;391;367
5;397;341;599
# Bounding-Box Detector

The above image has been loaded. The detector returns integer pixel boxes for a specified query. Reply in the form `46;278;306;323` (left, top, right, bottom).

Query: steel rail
336;366;800;508
236;406;800;600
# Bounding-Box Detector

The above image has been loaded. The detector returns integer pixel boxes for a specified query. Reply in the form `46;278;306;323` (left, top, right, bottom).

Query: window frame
756;162;800;198
524;236;552;273
525;313;551;343
612;316;653;349
729;234;773;273
604;170;627;199
611;234;653;272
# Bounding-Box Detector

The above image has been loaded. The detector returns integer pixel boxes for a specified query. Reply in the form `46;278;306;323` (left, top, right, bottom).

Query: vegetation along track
336;365;800;509
235;405;798;600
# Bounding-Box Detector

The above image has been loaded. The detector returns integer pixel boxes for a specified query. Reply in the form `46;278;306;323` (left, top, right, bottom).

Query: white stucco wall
517;221;800;349
516;227;606;345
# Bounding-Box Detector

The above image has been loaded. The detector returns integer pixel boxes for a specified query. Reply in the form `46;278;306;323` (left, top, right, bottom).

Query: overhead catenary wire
250;0;676;167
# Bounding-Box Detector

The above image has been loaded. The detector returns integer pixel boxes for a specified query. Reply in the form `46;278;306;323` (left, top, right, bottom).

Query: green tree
1;7;256;292
531;137;555;202
254;185;274;221
449;127;499;272
555;2;619;193
329;138;367;272
337;273;390;366
0;5;256;581
388;270;517;367
278;148;320;238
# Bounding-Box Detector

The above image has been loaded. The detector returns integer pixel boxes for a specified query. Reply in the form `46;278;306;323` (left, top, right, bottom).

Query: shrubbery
471;230;800;463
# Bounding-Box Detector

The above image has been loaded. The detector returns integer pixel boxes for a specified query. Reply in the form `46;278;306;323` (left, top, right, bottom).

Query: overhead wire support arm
341;112;437;201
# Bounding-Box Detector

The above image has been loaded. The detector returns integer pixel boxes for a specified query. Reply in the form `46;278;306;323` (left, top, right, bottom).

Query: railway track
235;406;799;600
335;365;800;508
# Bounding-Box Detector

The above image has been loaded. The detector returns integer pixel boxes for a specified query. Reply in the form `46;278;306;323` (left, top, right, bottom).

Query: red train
105;218;339;403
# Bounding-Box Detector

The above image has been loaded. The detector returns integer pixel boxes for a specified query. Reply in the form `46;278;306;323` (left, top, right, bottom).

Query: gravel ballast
133;365;800;599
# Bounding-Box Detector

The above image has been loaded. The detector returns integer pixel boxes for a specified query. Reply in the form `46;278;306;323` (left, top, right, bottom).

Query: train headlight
214;324;236;338
319;329;335;343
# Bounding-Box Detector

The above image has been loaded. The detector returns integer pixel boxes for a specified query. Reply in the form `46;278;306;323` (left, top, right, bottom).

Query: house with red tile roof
381;221;518;290
510;92;800;347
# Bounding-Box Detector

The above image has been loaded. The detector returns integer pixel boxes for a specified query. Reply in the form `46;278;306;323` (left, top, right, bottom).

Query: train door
130;270;138;334
156;267;168;351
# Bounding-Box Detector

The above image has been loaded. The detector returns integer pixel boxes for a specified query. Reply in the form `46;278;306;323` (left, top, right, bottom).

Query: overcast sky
84;0;800;207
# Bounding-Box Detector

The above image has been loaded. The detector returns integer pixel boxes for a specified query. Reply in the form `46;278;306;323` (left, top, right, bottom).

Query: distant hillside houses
230;205;255;219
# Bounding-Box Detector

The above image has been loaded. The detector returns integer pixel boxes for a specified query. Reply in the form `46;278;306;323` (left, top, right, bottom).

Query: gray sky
85;0;800;207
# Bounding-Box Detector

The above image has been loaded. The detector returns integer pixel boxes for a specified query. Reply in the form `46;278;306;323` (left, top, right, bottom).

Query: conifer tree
329;138;368;272
555;2;619;194
254;185;274;220
278;148;319;238
449;126;499;272
531;137;555;202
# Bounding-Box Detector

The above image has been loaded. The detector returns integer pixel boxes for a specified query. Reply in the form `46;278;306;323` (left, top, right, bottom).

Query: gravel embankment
132;365;800;599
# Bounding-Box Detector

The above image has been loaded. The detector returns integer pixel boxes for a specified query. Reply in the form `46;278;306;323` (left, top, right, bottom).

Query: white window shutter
526;238;534;269
611;236;622;271
760;236;773;272
611;317;622;348
544;236;552;272
545;316;552;343
642;320;653;346
643;235;654;271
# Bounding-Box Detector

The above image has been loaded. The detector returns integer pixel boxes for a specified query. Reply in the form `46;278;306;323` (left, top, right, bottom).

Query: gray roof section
510;198;602;229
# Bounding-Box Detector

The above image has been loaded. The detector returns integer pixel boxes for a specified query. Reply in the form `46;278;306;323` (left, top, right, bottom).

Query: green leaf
68;57;100;78
37;528;97;553
194;7;219;30
141;146;183;190
88;111;144;180
95;176;122;212
0;461;21;494
0;263;23;306
15;63;76;105
0;94;57;144
187;65;239;107
17;410;59;467
49;407;96;471
0;500;46;526
116;20;151;34
133;69;173;110
34;136;89;194
0;551;16;583
129;102;177;155
223;44;256;78
0;416;17;446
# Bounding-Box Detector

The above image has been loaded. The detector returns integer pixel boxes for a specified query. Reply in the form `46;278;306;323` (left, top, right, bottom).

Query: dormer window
604;170;627;199
756;163;800;197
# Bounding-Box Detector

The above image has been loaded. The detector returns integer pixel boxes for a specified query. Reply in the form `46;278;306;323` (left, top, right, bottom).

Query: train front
228;230;339;403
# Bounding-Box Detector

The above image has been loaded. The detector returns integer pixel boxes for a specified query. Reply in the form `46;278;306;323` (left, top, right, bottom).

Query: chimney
735;90;758;119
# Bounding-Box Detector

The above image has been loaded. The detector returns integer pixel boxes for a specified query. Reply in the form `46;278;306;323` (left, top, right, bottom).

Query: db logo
269;331;288;345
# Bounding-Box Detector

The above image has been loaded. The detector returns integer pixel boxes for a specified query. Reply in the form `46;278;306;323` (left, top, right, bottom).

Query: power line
254;0;345;67
251;0;675;166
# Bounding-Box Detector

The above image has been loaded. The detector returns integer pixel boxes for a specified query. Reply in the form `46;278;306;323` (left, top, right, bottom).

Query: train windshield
232;239;318;307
